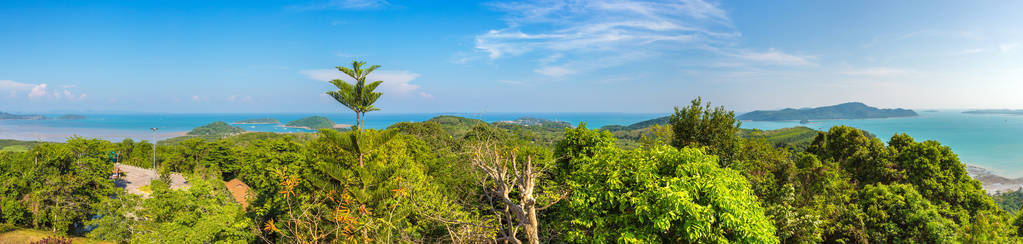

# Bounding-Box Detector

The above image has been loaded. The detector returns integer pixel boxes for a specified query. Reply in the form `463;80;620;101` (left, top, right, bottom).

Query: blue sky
2;0;1022;113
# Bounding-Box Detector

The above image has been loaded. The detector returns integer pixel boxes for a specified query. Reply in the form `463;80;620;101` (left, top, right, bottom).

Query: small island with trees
736;102;918;121
0;111;47;120
186;121;245;137
232;118;280;124
283;116;343;130
56;114;88;120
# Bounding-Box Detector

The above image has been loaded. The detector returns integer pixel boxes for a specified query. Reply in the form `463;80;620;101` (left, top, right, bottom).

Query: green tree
853;183;956;243
563;142;777;243
327;61;384;132
668;97;742;167
131;178;254;243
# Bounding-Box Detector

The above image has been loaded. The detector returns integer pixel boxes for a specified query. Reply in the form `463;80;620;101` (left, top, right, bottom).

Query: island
284;116;349;130
187;121;245;136
57;114;88;120
963;109;1023;115
232;118;280;124
495;117;571;127
736;102;917;121
0;112;47;120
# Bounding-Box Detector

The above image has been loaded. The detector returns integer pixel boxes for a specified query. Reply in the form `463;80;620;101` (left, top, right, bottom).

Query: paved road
114;163;189;198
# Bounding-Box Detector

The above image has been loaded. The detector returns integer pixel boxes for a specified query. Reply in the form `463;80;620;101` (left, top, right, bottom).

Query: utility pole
151;128;158;172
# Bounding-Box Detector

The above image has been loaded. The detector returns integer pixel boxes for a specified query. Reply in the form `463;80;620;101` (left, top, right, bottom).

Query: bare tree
471;142;567;244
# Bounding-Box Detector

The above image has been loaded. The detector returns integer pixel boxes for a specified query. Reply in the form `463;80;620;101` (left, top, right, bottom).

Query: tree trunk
355;112;361;132
524;205;540;244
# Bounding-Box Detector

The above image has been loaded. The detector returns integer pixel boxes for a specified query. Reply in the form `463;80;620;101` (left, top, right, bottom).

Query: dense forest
3;62;1023;243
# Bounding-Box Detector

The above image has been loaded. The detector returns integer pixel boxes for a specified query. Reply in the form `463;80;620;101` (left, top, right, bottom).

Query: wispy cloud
476;0;738;59
0;80;35;91
841;67;914;77
728;48;816;66
300;69;430;98
534;66;577;77
289;0;389;11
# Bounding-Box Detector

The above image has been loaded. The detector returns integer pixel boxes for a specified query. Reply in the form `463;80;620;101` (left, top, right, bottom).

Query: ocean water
740;110;1023;178
3;110;1023;177
0;112;663;142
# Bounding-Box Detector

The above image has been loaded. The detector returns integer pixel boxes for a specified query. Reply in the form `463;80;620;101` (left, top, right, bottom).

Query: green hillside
285;116;336;129
187;121;245;137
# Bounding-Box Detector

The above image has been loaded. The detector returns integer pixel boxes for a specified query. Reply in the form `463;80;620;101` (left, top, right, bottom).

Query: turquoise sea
3;110;1023;177
741;110;1023;178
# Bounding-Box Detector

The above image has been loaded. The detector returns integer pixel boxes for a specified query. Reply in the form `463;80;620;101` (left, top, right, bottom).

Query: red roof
225;178;253;209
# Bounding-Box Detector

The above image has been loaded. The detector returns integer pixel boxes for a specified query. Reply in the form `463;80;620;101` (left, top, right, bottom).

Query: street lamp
151;127;158;172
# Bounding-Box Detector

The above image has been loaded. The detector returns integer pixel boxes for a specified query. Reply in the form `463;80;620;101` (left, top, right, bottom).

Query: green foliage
327;61;384;130
285;116;336;130
668;97;742;167
853;183;956;243
740;126;818;151
0;139;41;152
129;178;254;243
562;141;777;243
424;115;486;138
187;121;245;137
0;137;118;235
993;189;1023;215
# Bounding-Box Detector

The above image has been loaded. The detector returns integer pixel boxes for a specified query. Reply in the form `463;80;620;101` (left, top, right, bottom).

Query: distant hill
233;118;280;124
740;126;819;150
187;121;245;136
600;116;670;132
285;116;336;130
57;114;87;120
737;102;917;121
425;115;486;138
0;112;46;120
963;109;1023;115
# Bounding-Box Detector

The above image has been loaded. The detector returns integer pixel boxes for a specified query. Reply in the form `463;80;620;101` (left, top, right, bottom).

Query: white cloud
28;84;47;98
300;69;428;98
476;0;737;59
1001;42;1019;53
472;0;740;77
0;80;35;91
730;48;816;66
841;67;913;77
534;66;577;77
500;80;528;86
418;92;434;99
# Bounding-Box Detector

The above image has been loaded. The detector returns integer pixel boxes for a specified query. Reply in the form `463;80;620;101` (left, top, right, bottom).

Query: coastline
968;165;1023;195
278;124;352;130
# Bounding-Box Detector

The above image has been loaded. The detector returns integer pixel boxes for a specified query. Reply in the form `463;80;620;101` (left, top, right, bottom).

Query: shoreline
278;124;352;130
968;165;1023;195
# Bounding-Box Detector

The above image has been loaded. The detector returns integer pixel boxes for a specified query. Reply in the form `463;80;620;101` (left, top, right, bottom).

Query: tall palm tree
327;61;384;132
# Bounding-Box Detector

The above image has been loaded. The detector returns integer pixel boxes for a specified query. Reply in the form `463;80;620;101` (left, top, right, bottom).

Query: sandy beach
968;165;1023;195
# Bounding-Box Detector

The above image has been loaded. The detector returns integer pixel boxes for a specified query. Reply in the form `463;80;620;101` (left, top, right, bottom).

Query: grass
0;228;111;244
1;145;30;152
139;184;153;194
